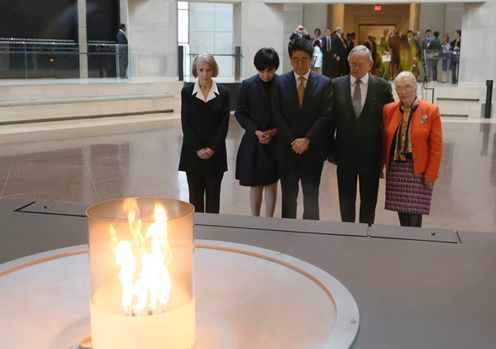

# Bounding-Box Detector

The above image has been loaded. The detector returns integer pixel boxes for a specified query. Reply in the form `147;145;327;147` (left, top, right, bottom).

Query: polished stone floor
0;117;495;232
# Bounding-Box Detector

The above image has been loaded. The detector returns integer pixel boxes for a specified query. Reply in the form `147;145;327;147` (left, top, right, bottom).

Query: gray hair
347;45;373;62
394;71;417;90
192;53;219;78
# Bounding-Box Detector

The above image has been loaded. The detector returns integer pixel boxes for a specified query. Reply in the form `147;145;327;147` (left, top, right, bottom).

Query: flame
109;200;173;316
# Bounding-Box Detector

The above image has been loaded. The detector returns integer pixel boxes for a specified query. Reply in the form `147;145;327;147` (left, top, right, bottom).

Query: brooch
419;114;429;124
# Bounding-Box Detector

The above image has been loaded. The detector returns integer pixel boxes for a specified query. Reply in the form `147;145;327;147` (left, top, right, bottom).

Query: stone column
303;4;328;36
409;3;419;31
461;2;496;83
127;0;177;79
240;2;284;77
330;4;345;30
283;4;303;72
77;0;88;79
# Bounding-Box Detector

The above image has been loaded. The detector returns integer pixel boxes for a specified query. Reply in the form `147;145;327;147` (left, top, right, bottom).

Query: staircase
0;78;182;143
423;82;491;119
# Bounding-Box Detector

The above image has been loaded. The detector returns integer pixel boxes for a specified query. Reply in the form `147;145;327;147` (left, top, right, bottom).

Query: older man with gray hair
329;45;394;225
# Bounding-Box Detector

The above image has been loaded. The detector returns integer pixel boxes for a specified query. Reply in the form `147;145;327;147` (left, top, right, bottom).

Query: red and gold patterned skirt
385;160;433;215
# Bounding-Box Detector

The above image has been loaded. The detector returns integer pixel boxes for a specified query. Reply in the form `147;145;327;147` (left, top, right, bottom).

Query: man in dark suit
331;27;347;77
329;45;394;225
116;23;128;78
321;28;334;78
272;38;332;220
288;25;311;54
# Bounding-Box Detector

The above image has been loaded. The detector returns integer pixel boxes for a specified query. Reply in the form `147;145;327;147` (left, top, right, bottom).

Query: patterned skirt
385;160;433;215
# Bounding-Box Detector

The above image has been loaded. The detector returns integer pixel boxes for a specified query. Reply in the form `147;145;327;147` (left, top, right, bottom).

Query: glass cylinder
87;197;195;349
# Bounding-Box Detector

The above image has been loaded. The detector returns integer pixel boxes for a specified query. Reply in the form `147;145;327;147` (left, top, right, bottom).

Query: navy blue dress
235;75;279;186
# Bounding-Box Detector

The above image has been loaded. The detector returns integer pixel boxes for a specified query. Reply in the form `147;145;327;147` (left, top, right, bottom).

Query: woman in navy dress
179;53;230;213
235;48;280;217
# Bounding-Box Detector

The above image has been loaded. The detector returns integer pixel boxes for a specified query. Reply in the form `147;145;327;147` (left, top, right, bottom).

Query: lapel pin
419;114;428;124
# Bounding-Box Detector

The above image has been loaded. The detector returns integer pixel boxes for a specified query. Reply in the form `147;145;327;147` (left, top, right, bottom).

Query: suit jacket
289;33;311;42
329;73;394;172
116;30;128;57
382;100;443;181
272;71;332;164
178;83;230;175
321;36;333;56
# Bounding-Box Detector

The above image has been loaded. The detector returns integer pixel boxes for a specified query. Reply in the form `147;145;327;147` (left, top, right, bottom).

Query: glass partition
0;38;79;79
0;38;132;80
422;48;459;84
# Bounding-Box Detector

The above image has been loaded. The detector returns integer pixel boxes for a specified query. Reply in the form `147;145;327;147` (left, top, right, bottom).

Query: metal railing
179;45;243;81
0;38;129;79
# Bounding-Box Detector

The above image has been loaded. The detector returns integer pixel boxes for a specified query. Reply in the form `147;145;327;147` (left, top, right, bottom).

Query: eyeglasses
349;62;368;69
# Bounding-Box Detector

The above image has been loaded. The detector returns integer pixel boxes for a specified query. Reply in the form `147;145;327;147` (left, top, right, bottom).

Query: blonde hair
191;53;219;78
394;71;417;89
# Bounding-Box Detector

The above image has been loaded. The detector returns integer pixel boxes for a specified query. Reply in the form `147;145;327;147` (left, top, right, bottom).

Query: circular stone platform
0;240;359;349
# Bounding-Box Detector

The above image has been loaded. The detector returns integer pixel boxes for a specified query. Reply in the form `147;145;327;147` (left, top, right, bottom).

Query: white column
419;4;447;34
303;4;328;37
78;0;88;79
127;0;177;79
460;2;496;83
240;2;284;77
283;4;303;72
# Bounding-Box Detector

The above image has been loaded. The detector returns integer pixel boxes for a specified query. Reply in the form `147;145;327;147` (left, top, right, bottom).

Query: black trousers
280;159;323;220
186;172;223;213
337;166;380;225
118;55;128;78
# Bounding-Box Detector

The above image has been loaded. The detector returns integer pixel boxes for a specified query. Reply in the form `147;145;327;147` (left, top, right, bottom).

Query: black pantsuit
178;82;230;214
186;172;224;213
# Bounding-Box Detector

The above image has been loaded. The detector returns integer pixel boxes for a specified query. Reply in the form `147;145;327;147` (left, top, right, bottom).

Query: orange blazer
382;100;443;181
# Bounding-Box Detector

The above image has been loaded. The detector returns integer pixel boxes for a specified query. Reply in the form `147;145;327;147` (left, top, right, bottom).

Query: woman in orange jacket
382;71;443;227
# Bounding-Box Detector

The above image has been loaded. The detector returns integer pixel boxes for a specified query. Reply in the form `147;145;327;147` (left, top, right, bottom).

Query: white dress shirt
350;73;369;109
293;70;310;89
192;80;219;103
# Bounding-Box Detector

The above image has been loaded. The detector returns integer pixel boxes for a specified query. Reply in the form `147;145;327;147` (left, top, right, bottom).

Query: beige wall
342;4;411;44
128;0;177;78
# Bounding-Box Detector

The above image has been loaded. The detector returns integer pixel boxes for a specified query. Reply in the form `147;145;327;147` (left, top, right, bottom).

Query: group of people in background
179;37;443;228
290;24;461;84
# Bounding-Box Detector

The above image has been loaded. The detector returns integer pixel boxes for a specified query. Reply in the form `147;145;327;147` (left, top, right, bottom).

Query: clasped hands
255;129;277;144
196;147;215;160
291;137;310;155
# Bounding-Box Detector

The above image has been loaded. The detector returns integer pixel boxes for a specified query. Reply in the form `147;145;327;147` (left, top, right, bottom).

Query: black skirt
235;132;278;186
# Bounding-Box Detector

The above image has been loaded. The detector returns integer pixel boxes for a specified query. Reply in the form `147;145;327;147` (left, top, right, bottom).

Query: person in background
388;31;401;80
235;48;280;217
321;28;334;78
382;71;443;227
440;34;451;83
312;28;322;43
331;27;348;77
312;39;323;74
399;34;413;73
178;53;230;213
346;32;356;56
288;25;311;54
116;23;128;78
450;29;461;84
427;31;442;82
329;45;394;225
377;29;391;80
410;30;423;81
272;38;332;220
